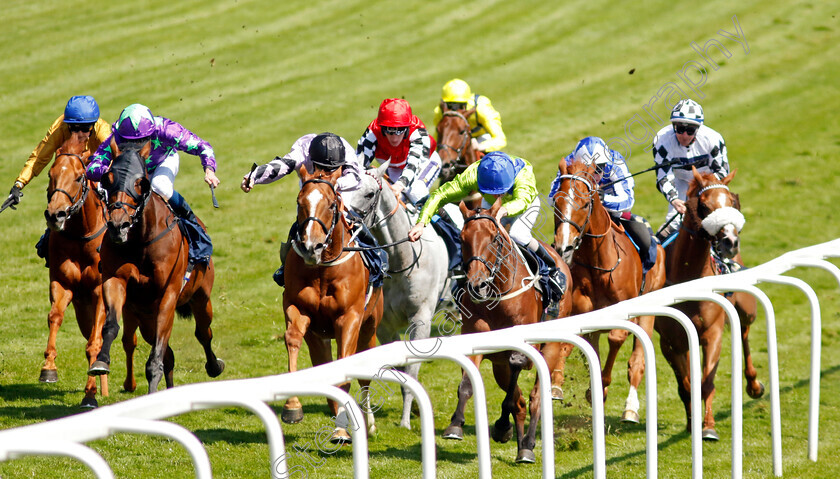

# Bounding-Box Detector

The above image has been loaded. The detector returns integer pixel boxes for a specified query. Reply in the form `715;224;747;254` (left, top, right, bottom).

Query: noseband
462;213;514;291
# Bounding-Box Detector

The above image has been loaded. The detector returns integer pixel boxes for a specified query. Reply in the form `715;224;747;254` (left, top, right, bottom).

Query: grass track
1;1;839;477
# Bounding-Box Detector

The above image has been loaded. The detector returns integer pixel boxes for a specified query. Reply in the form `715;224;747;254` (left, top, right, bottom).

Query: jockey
408;151;567;303
86;104;219;265
432;78;507;153
2;96;111;265
652;99;730;242
549;137;657;272
356;98;441;206
241;132;386;288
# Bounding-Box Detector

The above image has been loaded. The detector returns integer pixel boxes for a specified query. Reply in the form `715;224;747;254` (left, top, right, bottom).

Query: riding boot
35;228;50;267
274;223;297;287
533;243;567;298
352;222;388;288
622;215;656;272
169;191;212;265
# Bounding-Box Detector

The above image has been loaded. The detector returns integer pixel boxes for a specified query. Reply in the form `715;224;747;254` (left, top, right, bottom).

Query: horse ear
327;167;342;182
376;160;390;177
459;200;471;218
464;107;476;118
723;168;737;184
100;171;113;190
298;164;311;181
139;140;152;159
440;100;448;112
691;166;704;185
110;137;121;158
490;196;503;215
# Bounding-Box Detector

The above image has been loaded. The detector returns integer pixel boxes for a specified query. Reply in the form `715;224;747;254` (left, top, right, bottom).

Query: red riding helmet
376;98;412;127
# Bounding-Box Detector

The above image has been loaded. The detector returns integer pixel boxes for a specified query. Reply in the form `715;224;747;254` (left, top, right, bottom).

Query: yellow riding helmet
441;78;472;103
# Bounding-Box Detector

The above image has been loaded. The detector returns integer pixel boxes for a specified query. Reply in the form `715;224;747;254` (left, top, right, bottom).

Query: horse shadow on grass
0;382;89;422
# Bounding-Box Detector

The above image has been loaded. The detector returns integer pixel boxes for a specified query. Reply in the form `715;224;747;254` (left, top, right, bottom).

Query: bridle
294;178;345;263
436;111;471;161
47;153;90;220
462;212;518;297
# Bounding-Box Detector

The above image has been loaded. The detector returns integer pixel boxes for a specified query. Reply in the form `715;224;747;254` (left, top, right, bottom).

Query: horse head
295;166;343;265
100;138;152;243
45;137;92;231
340;161;390;228
552;159;599;265
685;166;744;259
459;198;518;301
436;108;477;183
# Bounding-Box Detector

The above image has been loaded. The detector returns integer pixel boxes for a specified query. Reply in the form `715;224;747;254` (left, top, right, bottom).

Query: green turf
1;0;839;477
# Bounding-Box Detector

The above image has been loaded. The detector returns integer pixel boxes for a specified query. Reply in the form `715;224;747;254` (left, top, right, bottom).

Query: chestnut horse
436;108;483;208
552;158;667;423
42;136;108;407
655;167;763;441
87;140;224;393
281;167;384;444
442;200;572;464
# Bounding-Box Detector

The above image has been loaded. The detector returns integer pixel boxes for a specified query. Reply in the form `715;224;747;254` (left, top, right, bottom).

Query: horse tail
175;303;194;319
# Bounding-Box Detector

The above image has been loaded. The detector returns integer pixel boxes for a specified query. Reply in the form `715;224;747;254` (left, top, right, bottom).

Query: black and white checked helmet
670;99;704;126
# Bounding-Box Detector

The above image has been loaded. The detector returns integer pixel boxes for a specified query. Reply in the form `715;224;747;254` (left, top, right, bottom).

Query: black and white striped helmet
670;99;704;126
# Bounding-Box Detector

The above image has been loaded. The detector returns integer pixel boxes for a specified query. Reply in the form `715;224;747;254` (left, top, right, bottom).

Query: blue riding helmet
64;95;100;124
573;137;611;166
113;104;156;139
477;151;516;195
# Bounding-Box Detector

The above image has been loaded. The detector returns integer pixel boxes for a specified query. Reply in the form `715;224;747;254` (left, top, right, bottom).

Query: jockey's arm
431;105;443;143
395;128;433;192
474;98;506;152
500;163;538;217
16;116;66;188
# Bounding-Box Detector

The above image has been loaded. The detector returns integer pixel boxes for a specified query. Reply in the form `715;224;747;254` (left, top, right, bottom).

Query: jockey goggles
674;123;697;135
68;122;94;133
444;102;467;111
382;126;408;136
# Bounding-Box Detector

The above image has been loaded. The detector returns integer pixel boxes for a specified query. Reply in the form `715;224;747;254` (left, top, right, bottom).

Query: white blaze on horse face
304;189;325;249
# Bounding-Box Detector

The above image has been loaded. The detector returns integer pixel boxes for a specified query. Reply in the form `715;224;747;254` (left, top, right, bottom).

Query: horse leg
656;317;693;432
74;297;104;408
281;304;309;424
163;345;175;389
121;313;138;392
522;366;543;464
601;328;629;404
41;281;72;383
145;292;177;394
497;352;534;463
190;286;225;378
397;306;434;429
700;324;723;441
583;331;603;404
89;278;126;375
622;315;655;423
733;291;765;398
543;341;573;401
443;354;483;440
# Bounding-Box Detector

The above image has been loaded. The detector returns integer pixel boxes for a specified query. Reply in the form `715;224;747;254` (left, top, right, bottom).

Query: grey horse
341;162;451;429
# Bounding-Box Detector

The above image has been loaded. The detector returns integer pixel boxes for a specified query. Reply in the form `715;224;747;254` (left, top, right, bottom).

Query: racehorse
655;167;763;441
435;107;483;208
87;139;224;394
552;158;667;423
281;166;384;443
340;161;449;429
42;136;108;407
443;199;573;464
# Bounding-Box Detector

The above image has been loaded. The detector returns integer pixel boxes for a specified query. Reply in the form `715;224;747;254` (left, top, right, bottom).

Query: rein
293;177;351;264
48;153;90;219
437;111;472;173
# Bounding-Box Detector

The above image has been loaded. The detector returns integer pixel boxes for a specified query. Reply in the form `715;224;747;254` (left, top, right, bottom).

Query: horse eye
365;192;375;199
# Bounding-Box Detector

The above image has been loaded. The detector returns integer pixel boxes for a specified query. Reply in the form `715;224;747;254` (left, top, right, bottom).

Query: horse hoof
205;359;225;378
442;425;464;440
39;369;58;383
80;397;99;409
490;423;514;444
748;381;766;399
87;361;110;376
281;407;304;424
551;385;564;402
329;428;352;445
515;449;536;464
621;410;640;424
702;428;720;441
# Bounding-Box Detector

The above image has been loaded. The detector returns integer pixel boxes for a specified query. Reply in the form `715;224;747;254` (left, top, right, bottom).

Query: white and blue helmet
573;137;611;167
670;99;704;125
